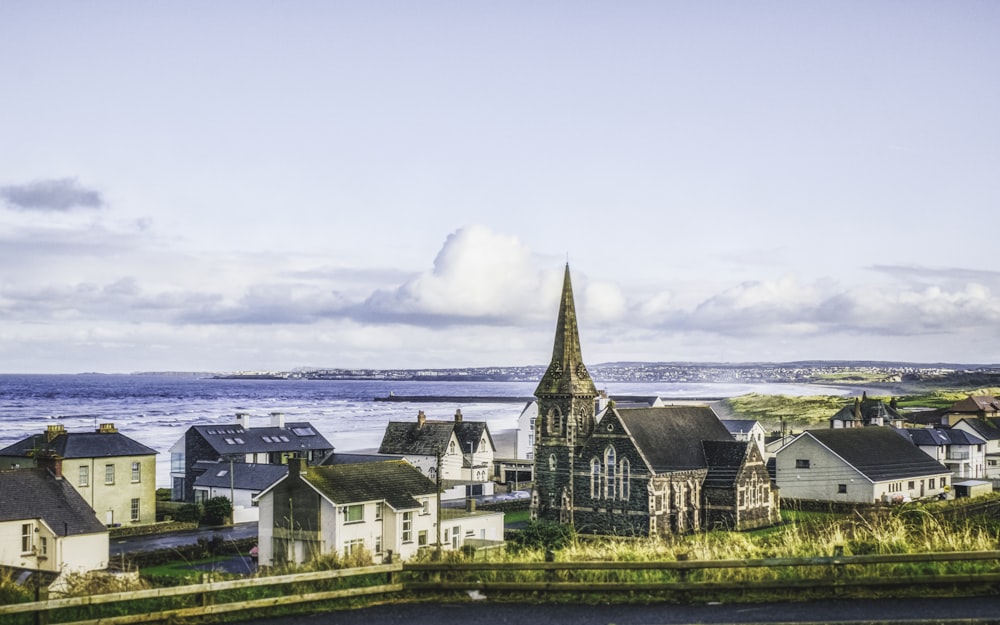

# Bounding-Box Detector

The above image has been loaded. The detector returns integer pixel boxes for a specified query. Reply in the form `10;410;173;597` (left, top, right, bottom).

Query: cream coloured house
0;424;158;526
0;465;109;574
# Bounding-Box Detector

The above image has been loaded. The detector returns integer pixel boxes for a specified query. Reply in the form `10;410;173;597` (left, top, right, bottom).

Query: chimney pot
454;409;463;423
270;412;285;428
236;412;251;430
417;411;426;427
45;424;66;442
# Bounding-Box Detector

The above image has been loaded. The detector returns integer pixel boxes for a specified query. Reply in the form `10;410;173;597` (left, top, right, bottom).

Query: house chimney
454;409;463;423
288;455;308;478
36;450;63;478
97;423;118;434
417;411;426;427
45;424;66;442
270;412;285;428
236;412;251;430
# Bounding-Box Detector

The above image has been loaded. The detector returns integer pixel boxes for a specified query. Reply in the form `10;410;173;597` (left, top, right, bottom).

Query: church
530;265;780;535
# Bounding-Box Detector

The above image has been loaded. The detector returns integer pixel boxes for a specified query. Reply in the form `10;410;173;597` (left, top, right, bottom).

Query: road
110;522;258;555
240;596;1000;625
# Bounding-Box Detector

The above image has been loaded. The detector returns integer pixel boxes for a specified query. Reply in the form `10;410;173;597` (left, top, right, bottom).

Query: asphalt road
110;522;259;555
239;596;1000;625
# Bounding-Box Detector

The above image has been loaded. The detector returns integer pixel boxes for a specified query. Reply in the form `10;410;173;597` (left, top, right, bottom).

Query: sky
1;2;999;374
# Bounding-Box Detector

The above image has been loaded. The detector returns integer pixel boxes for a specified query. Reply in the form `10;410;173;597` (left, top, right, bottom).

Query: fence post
386;551;397;585
200;573;214;607
33;583;48;625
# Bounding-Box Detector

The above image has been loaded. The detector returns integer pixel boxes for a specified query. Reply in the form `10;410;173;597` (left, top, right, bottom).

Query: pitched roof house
0;465;109;574
0;424;158;526
942;395;1000;426
829;396;906;429
170;412;333;503
255;458;502;566
895;427;986;480
192;462;289;523
530;265;780;535
775;427;953;503
950;417;1000;479
379;409;496;500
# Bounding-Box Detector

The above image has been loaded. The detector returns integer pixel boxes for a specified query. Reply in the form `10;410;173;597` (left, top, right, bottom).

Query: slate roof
302;460;436;511
0;468;107;536
0;431;157;459
378;420;493;457
614;406;734;472
829;397;904;425
721;419;761;436
951;417;1000;442
701;440;750;488
898;428;985;447
321;452;404;465
192;462;288;491
192;422;333;455
804;427;950;482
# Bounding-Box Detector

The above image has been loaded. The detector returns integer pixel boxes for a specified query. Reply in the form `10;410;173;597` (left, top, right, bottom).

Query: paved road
240;596;1000;625
110;522;258;555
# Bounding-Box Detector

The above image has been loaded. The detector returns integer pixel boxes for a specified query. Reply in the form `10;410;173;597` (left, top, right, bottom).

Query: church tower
531;264;598;524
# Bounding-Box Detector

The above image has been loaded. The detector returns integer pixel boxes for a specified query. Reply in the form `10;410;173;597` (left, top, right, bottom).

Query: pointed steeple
535;264;597;397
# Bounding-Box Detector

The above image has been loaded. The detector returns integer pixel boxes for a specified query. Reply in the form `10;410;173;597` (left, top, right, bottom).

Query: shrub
507;520;576;553
202;496;232;526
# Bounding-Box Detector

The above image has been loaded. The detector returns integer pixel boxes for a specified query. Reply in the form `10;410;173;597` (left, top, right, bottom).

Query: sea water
0;374;849;488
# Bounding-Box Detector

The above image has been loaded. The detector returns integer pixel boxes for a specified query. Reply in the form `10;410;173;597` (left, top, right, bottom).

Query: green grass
504;509;530;525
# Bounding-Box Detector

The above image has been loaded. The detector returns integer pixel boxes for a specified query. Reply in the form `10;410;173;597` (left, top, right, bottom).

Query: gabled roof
829;397;903;424
721;419;762;435
191;422;333;455
0;469;107;536
803;427;950;482
302;460;436;511
320;452;404;466
899;428;985;447
948;395;1000;413
0;431;157;459
952;417;1000;442
702;440;750;488
192;462;288;491
614;406;734;472
378;419;493;456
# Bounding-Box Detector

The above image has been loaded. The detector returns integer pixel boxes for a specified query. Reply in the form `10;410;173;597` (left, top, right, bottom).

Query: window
105;464;115;485
342;504;363;523
131;498;140;522
837;484;847;494
374;535;383;554
344;538;364;556
908;481;915;490
929;478;936;489
375;502;383;520
402;511;413;542
40;537;48;556
421;499;429;515
549;454;556;471
620;458;630;500
21;523;32;553
79;466;89;487
941;477;947;487
131;462;141;483
590;458;600;498
170;453;184;472
604;447;616;499
418;530;428;546
795;459;810;469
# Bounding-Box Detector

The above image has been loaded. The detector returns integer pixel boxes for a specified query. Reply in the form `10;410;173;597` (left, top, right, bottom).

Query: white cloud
0;178;105;212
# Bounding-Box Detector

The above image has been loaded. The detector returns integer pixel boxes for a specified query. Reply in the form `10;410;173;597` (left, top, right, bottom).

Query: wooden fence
3;551;1000;625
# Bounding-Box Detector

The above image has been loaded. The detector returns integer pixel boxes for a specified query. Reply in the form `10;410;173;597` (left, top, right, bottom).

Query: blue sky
1;2;998;373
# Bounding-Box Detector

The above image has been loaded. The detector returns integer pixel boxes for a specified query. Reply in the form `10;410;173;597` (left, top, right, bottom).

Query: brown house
530;265;779;536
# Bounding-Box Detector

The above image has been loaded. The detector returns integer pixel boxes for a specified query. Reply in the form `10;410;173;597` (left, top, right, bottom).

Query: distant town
206;361;1000;388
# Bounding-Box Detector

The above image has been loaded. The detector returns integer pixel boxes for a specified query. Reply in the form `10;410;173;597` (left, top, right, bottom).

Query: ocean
0;374;851;488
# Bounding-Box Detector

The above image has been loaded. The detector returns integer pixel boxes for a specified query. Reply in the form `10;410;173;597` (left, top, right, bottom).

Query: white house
378;410;495;501
775;428;952;504
255;458;504;567
721;419;767;457
0;465;109;575
950;418;1000;480
192;462;288;523
895;427;986;480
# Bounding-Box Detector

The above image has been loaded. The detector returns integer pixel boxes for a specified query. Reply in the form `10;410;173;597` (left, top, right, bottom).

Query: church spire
535;264;597;397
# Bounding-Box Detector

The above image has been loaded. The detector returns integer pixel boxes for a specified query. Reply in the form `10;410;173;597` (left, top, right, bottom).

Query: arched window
590;458;600;498
549;454;557;472
548;407;562;434
604;447;616;499
619;458;630;500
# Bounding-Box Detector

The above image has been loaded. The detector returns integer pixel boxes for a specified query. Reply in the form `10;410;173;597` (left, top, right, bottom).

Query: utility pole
435;447;442;559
